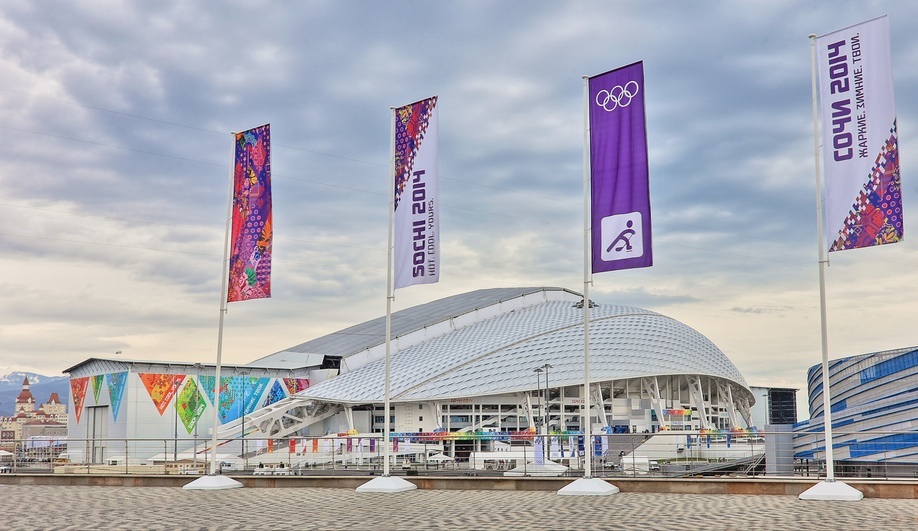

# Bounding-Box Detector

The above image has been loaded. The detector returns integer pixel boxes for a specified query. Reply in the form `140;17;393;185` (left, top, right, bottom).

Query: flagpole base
557;477;619;496
798;480;863;501
182;475;244;490
356;475;417;493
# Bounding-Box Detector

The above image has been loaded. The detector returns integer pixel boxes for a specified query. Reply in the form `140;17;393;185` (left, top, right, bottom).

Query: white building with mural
61;359;312;464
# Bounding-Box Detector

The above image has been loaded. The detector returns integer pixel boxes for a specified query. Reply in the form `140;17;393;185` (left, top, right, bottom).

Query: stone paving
2;484;918;530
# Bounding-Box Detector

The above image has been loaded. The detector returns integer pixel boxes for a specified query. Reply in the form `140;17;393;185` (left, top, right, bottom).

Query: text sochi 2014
409;170;436;278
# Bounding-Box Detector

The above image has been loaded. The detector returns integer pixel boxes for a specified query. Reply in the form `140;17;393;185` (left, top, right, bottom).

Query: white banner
817;16;902;252
393;97;440;289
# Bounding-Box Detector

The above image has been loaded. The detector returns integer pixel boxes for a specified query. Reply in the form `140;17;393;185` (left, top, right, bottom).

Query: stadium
229;287;758;465
64;286;761;471
794;346;918;477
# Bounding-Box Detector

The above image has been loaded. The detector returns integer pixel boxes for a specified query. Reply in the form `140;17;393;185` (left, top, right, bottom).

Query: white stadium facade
244;287;756;439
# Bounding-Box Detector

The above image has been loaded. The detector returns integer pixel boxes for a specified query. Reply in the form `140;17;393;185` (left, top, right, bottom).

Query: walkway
3;484;917;530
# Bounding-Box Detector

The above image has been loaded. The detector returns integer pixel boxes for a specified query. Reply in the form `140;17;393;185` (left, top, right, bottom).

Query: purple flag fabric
589;62;652;273
228;124;272;302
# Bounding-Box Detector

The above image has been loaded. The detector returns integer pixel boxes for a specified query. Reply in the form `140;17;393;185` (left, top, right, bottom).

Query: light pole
533;367;544;433
192;363;204;470
540;363;553;433
239;370;249;471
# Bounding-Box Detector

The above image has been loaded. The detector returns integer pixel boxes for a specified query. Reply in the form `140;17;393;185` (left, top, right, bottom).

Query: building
748;386;798;428
0;377;69;451
61;360;311;464
793;346;918;476
64;287;759;466
237;288;756;442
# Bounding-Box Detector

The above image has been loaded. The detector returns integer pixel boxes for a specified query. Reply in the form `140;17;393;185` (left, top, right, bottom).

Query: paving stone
2;485;917;530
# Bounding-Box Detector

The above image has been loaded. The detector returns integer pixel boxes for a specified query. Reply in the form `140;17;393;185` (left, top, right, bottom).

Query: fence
1;430;915;480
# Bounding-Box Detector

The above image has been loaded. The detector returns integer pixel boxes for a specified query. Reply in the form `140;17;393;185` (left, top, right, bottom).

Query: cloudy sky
2;1;916;419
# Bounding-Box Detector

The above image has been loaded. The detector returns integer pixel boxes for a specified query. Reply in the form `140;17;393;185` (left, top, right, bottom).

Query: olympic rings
595;80;640;111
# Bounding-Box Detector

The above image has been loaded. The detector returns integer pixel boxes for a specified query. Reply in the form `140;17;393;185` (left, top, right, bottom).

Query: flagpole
808;34;837;482
558;76;617;496
581;75;593;481
184;132;243;489
799;34;861;501
356;107;415;492
383;106;396;479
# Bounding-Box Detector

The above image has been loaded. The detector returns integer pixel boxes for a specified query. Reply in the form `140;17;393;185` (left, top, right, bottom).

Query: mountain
0;372;70;417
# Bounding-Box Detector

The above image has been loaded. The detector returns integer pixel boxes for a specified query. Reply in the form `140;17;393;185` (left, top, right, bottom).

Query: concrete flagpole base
356;475;418;493
557;477;619;496
798;480;863;501
182;475;244;490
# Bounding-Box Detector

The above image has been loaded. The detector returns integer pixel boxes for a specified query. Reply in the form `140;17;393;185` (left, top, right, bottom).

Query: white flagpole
184;133;242;489
799;34;861;501
809;34;837;482
558;76;617;495
210;135;236;476
581;75;593;481
383;106;396;478
356;107;416;492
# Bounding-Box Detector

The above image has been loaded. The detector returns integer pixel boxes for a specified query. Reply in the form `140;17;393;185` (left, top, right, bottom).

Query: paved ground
2;484;918;530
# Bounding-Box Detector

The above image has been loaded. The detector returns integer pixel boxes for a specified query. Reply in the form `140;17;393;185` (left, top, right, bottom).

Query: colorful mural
199;375;267;424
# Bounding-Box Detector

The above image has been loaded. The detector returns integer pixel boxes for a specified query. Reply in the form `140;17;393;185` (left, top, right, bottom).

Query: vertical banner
588;61;653;273
817;16;902;251
228;124;273;301
393;97;439;289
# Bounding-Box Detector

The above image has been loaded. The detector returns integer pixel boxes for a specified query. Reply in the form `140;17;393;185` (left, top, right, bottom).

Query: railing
1;429;915;480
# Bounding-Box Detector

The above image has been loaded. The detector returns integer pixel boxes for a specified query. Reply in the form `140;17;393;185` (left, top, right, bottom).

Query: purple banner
228;123;272;302
589;61;652;273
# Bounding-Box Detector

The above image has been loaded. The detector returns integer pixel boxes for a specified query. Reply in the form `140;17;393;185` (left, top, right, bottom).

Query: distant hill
0;372;70;417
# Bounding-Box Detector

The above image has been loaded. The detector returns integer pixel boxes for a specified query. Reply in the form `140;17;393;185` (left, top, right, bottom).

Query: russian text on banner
816;16;902;252
588;61;653;273
228;124;273;302
393;97;440;289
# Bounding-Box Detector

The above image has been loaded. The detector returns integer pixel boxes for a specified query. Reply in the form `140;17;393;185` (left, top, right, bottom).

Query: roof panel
301;298;751;404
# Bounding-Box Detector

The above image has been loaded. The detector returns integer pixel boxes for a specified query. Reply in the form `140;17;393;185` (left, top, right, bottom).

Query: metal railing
1;429;915;480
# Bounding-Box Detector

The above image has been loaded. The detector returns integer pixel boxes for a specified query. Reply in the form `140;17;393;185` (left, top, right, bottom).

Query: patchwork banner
393;97;440;290
264;379;287;407
228;123;273;301
241;376;269;415
816;16;902;251
588;61;653;273
198;375;267;424
140;373;185;416
176;377;207;434
70;377;89;424
283;377;310;396
107;372;128;422
91;374;104;404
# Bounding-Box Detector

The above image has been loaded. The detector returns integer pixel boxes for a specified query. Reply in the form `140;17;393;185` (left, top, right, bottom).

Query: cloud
1;2;916;425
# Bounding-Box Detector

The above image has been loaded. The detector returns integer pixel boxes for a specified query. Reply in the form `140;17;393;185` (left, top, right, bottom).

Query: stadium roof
248;287;579;368
271;287;752;405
